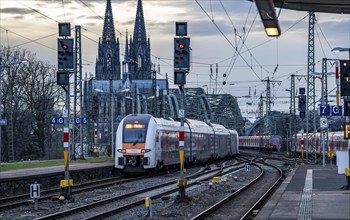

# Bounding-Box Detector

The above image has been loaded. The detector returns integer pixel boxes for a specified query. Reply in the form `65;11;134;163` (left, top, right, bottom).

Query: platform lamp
331;47;350;60
254;0;281;37
94;88;116;158
332;47;350;185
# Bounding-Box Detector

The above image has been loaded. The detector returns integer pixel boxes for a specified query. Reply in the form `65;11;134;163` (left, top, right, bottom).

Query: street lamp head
331;47;350;52
121;88;130;93
94;88;104;93
1;58;29;68
11;58;29;65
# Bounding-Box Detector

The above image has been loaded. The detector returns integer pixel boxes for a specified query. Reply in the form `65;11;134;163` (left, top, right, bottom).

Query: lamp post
0;58;28;163
95;88;115;158
311;71;334;167
332;47;350;175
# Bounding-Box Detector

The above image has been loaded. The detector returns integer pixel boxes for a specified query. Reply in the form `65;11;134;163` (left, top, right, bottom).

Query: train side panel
230;130;239;154
185;119;213;162
156;118;183;166
211;123;231;158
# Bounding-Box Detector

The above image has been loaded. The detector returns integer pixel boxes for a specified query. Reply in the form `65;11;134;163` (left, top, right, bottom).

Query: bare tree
1;46;64;161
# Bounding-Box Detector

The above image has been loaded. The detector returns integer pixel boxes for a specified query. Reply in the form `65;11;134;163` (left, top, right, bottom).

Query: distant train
239;135;283;151
115;114;239;173
293;131;347;154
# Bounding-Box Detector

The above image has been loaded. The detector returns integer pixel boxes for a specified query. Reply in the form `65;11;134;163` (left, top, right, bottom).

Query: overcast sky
0;0;349;113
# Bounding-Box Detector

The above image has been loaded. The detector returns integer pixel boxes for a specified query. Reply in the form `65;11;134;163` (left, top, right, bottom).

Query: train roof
123;114;234;135
185;118;215;134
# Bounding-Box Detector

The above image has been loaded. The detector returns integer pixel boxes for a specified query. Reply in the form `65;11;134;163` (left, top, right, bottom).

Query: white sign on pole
63;109;68;118
320;118;328;128
30;184;40;199
179;109;185;118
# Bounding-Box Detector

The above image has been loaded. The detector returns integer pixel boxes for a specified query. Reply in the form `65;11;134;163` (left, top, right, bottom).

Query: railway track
191;162;283;220
0;175;154;211
35;161;245;219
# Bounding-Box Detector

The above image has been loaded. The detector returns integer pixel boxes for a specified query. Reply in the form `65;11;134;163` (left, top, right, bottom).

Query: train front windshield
123;123;146;143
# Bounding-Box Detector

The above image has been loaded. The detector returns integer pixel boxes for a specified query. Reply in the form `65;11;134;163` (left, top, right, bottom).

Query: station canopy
272;0;350;14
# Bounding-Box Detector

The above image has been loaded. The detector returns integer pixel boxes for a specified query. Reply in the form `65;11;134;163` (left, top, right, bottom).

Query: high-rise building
95;0;121;80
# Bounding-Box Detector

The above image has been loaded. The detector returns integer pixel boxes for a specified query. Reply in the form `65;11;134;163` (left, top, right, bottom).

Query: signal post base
176;179;188;202
60;179;74;201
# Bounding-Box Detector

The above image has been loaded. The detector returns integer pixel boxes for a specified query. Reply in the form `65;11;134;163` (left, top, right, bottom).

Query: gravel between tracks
0;163;281;220
129;167;261;220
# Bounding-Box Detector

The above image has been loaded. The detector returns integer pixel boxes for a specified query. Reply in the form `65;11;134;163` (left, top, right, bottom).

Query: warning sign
320;118;328;128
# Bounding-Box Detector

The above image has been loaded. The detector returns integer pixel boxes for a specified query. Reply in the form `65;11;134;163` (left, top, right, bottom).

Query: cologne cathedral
95;0;151;81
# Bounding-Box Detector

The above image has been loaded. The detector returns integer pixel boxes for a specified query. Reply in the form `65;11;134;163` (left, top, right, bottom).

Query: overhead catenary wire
195;0;263;85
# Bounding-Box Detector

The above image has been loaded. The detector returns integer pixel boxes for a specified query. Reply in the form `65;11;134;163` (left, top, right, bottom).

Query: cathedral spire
124;29;129;62
102;0;116;43
95;0;121;80
128;0;151;80
133;0;147;46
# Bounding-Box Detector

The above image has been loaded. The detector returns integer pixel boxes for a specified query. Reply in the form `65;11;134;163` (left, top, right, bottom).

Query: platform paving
255;165;350;220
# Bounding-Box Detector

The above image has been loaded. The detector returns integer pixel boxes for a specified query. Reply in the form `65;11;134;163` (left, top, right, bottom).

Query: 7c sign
319;105;342;116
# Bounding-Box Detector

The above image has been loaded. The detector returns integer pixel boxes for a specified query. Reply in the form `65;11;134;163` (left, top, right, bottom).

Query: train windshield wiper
133;134;143;145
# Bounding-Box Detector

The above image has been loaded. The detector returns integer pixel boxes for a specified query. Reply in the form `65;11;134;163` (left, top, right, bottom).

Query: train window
123;127;146;143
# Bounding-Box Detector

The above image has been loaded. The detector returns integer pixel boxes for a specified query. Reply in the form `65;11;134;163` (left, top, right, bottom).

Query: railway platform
0;160;115;180
256;164;350;220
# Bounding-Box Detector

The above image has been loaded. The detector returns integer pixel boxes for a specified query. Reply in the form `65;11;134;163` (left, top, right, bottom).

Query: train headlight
141;149;151;153
117;149;126;153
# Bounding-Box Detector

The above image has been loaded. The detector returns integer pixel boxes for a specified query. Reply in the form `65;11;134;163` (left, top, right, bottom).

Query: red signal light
178;43;184;49
62;44;68;50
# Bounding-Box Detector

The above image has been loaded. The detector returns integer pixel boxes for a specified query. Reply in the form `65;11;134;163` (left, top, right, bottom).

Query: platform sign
319;105;342;116
74;117;88;124
51;118;64;124
344;123;350;139
331;105;342;116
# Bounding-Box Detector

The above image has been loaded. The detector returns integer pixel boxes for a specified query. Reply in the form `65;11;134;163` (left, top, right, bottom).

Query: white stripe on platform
179;141;184;147
297;169;313;220
64;142;69;148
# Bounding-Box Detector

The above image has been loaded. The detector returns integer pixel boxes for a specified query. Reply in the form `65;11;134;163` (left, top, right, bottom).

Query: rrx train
115;114;239;173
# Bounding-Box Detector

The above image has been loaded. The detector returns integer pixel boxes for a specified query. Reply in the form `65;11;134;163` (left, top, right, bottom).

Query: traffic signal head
57;38;74;70
344;100;350;116
92;96;99;121
340;60;350;97
57;70;69;85
175;22;187;36
174;37;190;69
298;94;306;111
174;70;186;85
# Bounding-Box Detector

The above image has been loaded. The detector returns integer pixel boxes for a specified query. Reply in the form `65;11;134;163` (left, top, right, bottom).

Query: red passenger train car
239;135;283;151
292;131;347;154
